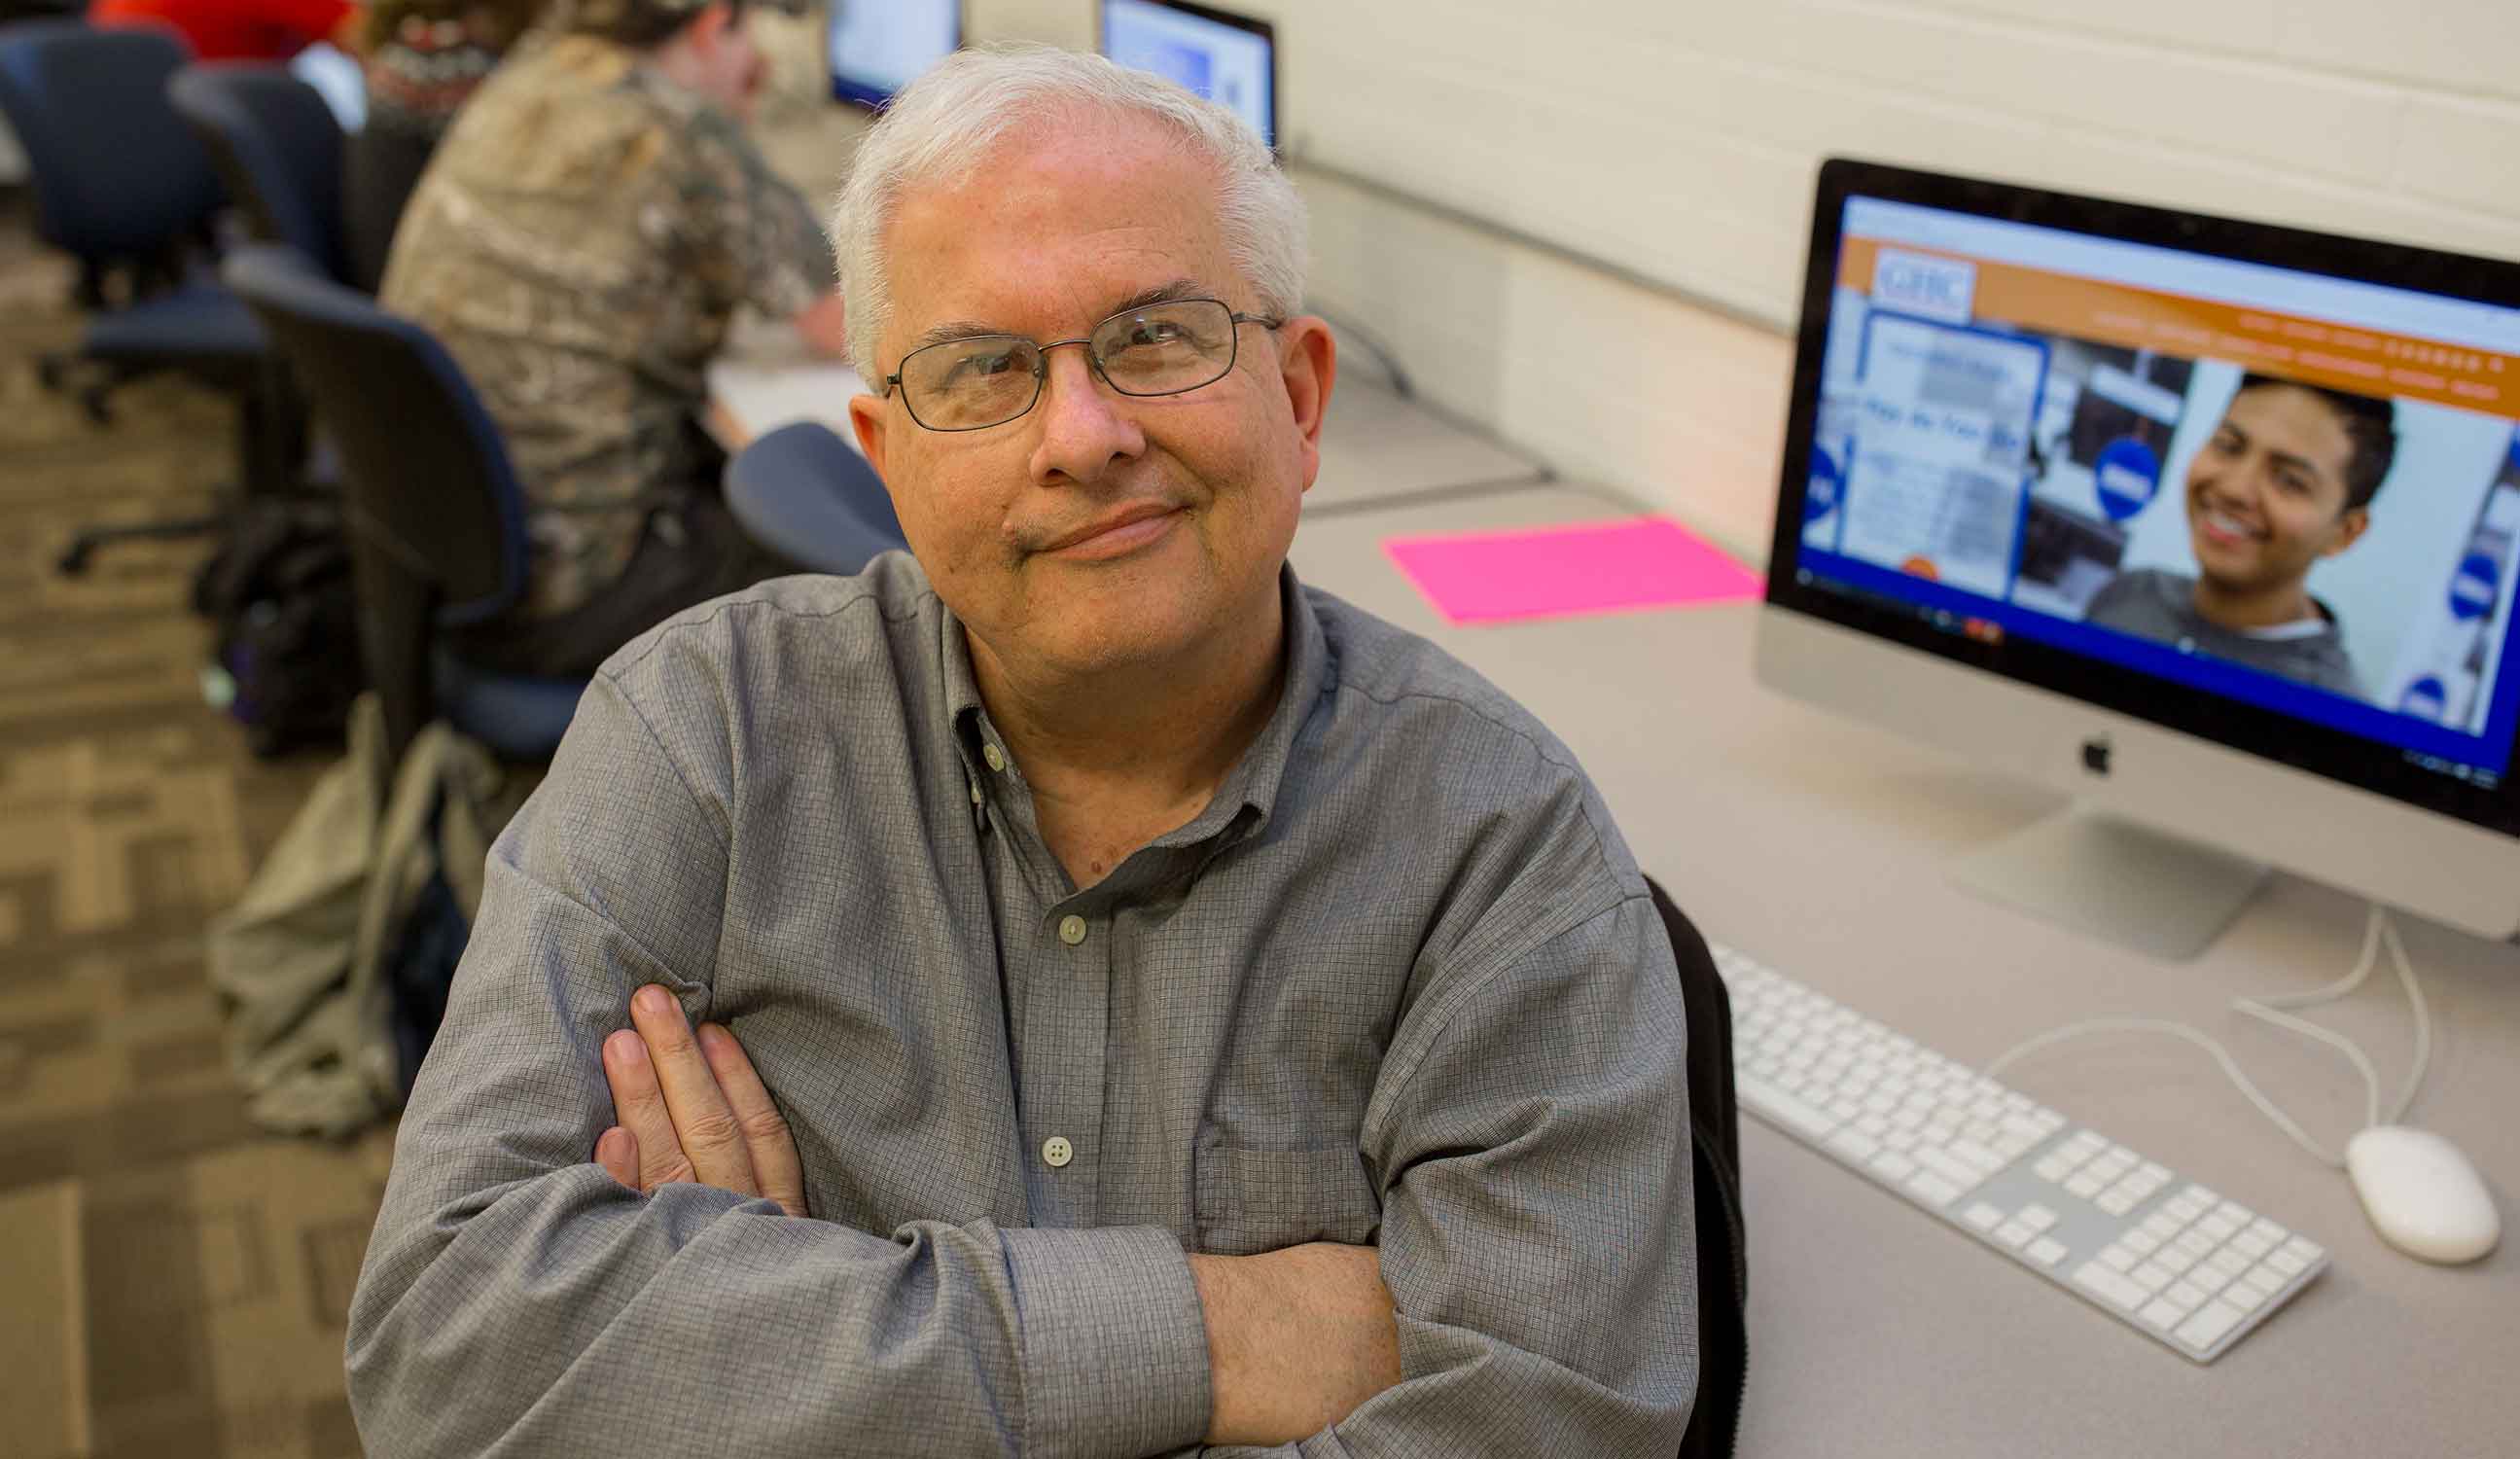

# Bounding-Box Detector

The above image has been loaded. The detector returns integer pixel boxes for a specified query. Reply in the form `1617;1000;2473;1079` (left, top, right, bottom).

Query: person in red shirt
89;0;362;63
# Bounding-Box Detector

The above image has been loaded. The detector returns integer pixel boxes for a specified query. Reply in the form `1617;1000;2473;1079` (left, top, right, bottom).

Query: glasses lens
903;337;1043;430
1090;300;1237;397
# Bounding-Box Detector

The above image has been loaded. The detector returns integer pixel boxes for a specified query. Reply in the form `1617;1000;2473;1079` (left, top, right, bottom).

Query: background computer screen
1773;169;2520;833
829;0;959;111
1101;0;1275;148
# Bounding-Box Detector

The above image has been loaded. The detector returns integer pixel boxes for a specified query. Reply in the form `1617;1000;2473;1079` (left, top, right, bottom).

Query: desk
1289;484;2520;1458
704;337;1549;514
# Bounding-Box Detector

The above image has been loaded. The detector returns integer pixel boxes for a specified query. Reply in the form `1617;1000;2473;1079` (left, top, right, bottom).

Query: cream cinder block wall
965;1;2520;555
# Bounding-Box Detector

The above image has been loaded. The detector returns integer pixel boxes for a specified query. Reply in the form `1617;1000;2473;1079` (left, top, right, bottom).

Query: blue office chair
0;18;290;572
222;244;586;769
167;62;351;285
722;421;907;574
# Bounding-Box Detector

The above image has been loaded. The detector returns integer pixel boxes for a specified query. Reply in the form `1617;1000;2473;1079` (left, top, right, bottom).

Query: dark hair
2233;372;2397;512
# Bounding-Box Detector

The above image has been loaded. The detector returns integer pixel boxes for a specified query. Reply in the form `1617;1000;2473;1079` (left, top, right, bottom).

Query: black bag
1646;875;1748;1459
192;498;363;757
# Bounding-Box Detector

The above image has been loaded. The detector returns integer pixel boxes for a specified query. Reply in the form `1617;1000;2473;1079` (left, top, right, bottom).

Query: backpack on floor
192;497;363;757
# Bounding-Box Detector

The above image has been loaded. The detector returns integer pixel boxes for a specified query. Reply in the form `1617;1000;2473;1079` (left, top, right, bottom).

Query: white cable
1975;904;2432;1171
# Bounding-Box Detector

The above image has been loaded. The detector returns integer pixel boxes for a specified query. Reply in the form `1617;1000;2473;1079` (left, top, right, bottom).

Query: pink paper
1382;516;1763;625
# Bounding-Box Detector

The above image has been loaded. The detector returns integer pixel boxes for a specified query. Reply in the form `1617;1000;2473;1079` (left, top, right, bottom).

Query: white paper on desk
1836;314;2044;598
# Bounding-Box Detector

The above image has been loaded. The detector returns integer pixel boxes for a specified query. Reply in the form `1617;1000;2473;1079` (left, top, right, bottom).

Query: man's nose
1026;345;1144;486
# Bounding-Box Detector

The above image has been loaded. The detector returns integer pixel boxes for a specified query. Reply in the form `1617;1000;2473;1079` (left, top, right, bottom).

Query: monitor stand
1949;803;2268;961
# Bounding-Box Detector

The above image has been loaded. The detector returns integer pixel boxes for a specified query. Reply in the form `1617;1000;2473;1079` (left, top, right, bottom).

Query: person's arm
345;666;1213;1459
595;983;1406;1449
678;111;849;359
1228;890;1698;1458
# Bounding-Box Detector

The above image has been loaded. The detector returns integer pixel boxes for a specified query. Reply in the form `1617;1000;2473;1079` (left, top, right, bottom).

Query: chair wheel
55;541;93;576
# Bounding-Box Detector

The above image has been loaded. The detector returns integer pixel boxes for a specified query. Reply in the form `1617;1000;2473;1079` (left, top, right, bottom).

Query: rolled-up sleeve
1222;893;1697;1458
343;670;1210;1459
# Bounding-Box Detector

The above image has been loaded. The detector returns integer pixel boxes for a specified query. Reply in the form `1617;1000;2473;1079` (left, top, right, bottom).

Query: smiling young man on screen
2085;373;2397;699
344;45;1697;1457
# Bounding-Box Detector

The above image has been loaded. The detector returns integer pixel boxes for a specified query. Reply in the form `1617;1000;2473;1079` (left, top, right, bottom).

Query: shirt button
968;778;983;805
982;742;1007;772
1042;1135;1074;1168
1057;914;1087;945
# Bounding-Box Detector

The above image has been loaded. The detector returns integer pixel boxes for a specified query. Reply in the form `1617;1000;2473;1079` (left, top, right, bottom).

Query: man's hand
1189;1242;1402;1446
592;985;809;1218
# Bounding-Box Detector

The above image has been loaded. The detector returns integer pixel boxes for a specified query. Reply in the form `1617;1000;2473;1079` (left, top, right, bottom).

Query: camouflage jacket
381;33;835;618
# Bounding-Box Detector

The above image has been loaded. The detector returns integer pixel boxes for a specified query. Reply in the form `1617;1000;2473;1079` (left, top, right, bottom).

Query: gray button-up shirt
347;554;1696;1458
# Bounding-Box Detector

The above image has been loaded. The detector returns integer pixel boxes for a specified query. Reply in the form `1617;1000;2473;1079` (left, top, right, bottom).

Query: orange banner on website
1837;236;2517;421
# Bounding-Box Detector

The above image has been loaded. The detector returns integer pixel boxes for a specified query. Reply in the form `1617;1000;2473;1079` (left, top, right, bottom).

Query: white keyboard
1717;944;2329;1363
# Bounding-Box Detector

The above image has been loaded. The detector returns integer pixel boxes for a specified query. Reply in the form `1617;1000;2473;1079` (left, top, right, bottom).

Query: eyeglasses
882;298;1283;432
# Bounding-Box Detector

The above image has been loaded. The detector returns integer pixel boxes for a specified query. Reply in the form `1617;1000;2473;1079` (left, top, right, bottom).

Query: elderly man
347;45;1696;1457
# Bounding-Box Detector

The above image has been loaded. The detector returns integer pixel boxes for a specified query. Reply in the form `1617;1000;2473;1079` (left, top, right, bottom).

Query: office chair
0;18;288;573
166;62;351;285
222;244;586;773
721;421;908;575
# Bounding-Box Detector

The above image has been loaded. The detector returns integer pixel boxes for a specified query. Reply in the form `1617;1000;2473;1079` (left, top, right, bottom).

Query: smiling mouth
2196;508;2266;547
1040;503;1184;559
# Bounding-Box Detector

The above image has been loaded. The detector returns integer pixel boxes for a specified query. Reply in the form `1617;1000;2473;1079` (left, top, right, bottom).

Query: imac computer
1759;160;2520;958
829;0;959;111
1100;0;1276;150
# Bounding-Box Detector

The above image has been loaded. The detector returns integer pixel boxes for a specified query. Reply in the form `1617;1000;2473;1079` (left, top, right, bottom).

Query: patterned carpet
0;197;393;1459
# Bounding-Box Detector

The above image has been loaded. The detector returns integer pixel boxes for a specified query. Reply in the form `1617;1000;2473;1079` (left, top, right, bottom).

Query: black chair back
223;244;530;761
168;63;350;284
0;20;224;268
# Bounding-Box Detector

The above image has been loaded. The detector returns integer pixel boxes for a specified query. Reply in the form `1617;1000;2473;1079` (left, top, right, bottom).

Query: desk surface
704;338;1546;513
1289;485;2519;1459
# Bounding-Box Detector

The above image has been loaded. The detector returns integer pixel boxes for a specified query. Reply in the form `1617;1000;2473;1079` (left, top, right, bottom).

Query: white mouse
2344;1125;2500;1264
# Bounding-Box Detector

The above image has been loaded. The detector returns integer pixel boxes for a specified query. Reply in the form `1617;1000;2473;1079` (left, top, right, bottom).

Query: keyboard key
2281;1237;2325;1266
2232;1230;2275;1259
1908;1171;1962;1207
1828;1130;1882;1162
2098;1244;2136;1272
2026;1236;2069;1267
2176;1300;2244;1351
2122;1229;2161;1256
2073;1262;2148;1311
2066;1172;2106;1198
2266;1248;2308;1276
2209;1248;2252;1277
2097;1190;2137;1216
2155;1247;2198;1276
2165;1280;2207;1309
2242;1266;2286;1295
1963;1202;2005;1231
2187;1263;2232;1296
1869;1152;1917;1183
2140;1299;2184;1331
1994;1221;2034;1248
1739;1077;1837;1138
2224;1280;2267;1312
1916;1149;1986;1192
2018;1204;2059;1232
2129;1262;2173;1293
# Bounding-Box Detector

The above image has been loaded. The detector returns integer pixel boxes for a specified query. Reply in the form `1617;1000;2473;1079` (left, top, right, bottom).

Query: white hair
832;44;1307;374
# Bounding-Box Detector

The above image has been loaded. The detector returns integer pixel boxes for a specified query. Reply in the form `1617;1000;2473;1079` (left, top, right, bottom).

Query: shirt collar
939;562;1333;840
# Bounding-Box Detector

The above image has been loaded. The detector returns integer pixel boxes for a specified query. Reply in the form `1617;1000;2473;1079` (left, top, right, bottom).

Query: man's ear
2325;505;2371;556
847;392;893;495
1272;315;1337;493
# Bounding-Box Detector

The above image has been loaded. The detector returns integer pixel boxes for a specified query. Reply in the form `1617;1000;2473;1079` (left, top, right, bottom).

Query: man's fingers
628;985;760;1198
602;1028;693;1191
594;1126;639;1189
697;1022;809;1218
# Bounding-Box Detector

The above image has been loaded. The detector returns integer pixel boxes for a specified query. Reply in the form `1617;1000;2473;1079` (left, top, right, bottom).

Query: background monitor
1759;159;2520;955
829;0;959;111
1100;0;1276;149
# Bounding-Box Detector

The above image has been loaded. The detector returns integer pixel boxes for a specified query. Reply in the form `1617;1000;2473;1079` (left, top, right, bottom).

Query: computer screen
829;0;959;111
1761;161;2520;944
1100;0;1275;149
